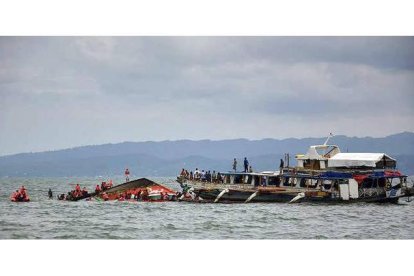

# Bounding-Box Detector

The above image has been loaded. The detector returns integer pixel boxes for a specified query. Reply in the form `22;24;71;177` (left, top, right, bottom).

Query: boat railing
194;182;254;190
283;166;402;176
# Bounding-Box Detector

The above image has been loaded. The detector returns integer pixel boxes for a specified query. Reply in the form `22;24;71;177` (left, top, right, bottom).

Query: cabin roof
328;153;395;168
296;144;340;160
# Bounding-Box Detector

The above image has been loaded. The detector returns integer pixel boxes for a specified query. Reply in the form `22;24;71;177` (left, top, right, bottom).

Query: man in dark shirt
244;157;249;172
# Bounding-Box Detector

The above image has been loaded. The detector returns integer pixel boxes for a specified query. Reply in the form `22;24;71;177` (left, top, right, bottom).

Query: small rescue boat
10;190;30;202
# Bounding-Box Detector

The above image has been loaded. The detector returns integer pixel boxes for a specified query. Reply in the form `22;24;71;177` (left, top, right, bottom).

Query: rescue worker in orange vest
19;186;27;200
10;190;19;201
95;184;101;194
73;184;81;198
19;185;26;194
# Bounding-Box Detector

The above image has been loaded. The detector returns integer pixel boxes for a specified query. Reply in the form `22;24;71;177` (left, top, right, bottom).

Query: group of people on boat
95;180;113;194
180;168;225;183
57;180;114;200
59;184;90;200
180;157;254;183
233;157;253;173
10;186;30;202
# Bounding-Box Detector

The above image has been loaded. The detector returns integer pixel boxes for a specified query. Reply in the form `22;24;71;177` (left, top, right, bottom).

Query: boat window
268;177;280;186
323;180;332;190
234;175;243;184
362;178;373;188
316;146;337;157
391;177;401;186
372;179;378;188
290;177;298;187
375;158;396;169
321;146;338;158
303;159;320;169
378;178;386;188
307;179;318;188
311;160;320;170
253;176;260;187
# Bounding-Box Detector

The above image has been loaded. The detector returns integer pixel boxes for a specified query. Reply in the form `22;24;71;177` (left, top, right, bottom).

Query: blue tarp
317;171;353;179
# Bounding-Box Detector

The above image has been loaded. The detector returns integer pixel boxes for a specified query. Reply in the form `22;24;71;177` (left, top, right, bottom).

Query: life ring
385;182;392;191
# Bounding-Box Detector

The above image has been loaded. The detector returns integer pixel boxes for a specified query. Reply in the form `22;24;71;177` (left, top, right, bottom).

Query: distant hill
0;132;413;177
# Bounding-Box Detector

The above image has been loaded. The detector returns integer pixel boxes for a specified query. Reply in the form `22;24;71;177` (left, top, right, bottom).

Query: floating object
94;178;176;202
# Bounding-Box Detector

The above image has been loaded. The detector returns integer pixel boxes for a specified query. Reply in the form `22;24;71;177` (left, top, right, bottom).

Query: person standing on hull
233;158;237;172
124;168;130;182
244;157;249;173
95;184;101;194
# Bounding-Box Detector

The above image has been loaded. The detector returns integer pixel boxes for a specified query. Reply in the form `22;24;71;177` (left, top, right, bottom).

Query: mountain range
0;132;413;177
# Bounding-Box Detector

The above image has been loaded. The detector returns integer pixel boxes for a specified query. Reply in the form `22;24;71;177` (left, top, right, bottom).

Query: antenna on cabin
323;132;334;146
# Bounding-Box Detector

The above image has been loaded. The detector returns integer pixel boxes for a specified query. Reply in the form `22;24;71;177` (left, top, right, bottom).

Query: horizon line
1;131;412;158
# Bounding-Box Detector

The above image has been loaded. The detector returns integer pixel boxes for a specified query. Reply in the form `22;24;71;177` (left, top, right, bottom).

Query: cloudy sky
0;37;413;155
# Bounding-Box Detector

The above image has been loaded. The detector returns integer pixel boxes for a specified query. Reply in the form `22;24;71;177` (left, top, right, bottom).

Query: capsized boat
93;178;177;202
177;138;414;204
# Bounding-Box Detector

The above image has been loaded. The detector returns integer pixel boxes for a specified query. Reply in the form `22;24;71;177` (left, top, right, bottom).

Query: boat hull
191;188;404;204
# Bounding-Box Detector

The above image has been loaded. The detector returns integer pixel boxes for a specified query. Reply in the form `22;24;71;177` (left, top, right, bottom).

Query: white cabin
328;153;396;169
296;144;341;170
295;145;396;170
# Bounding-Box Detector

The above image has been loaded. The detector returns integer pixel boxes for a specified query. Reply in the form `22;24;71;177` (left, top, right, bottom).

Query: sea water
1;176;413;239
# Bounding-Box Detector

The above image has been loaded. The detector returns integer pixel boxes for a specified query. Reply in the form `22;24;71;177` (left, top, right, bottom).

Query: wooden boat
178;170;412;203
65;192;94;201
177;137;413;204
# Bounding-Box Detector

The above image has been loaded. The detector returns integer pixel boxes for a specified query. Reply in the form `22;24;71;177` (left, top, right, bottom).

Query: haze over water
1;176;414;239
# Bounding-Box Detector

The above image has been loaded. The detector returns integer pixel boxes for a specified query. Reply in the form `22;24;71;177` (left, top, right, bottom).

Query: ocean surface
1;176;413;239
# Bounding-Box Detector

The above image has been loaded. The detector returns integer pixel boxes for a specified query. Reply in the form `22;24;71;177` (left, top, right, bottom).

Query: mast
323;132;334;146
